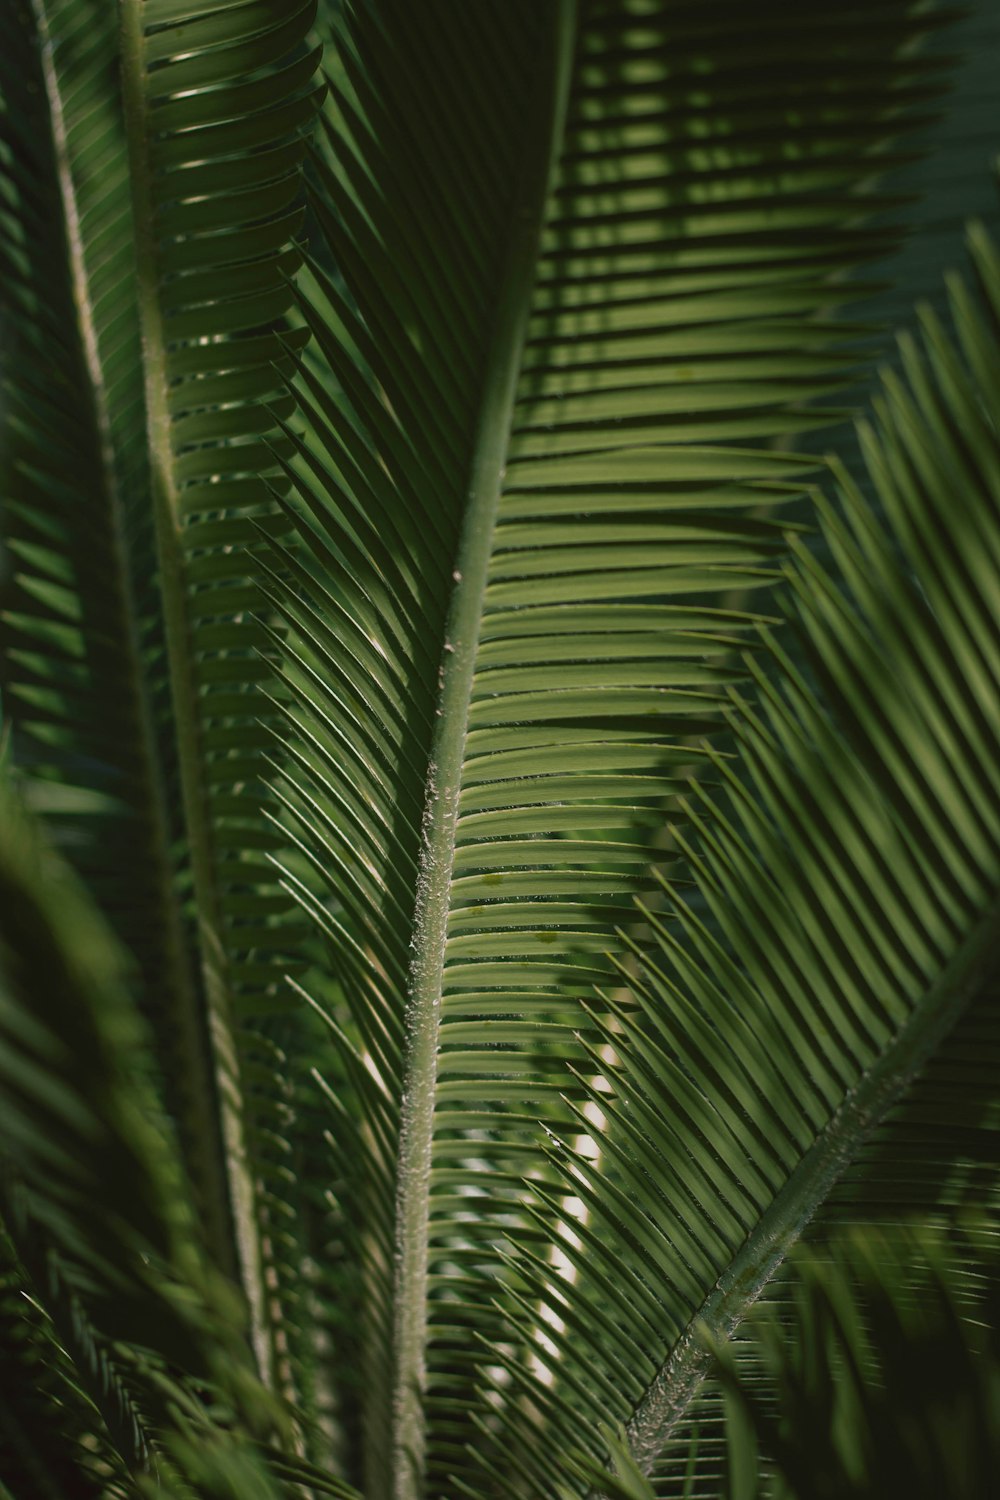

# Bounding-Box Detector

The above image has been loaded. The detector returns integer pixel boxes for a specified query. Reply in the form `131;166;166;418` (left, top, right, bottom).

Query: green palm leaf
3;4;998;1499
490;223;1000;1494
1;0;330;1422
711;1227;1000;1500
565;1227;1000;1500
0;0;233;1265
261;3;946;1492
0;769;289;1494
670;965;1000;1499
115;0;323;1390
806;0;1000;461
0;1241;125;1499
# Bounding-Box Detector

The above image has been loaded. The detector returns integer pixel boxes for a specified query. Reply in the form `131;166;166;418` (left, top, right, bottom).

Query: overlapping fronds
712;1228;1000;1500
259;1;945;1491
651;968;1000;1499
487;225;1000;1495
2;4;997;1500
810;0;1000;435
0;0;151;822
650;226;1000;1498
0;1242;126;1499
0;771;290;1494
565;1225;1000;1500
0;0;223;1226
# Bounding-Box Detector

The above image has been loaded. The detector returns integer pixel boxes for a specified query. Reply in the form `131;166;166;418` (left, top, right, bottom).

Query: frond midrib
624;898;1000;1473
388;6;577;1495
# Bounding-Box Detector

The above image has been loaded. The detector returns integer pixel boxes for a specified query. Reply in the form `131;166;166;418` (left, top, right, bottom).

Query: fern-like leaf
265;3;943;1492
491;224;1000;1495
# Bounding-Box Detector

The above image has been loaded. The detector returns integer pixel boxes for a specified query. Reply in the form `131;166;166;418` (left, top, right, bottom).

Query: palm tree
0;1;997;1497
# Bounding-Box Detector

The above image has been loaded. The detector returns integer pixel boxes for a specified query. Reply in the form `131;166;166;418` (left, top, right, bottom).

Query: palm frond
0;1241;125;1499
117;0;323;1391
489;222;1000;1493
810;0;1000;443
0;770;289;1490
565;1427;660;1500
3;6;997;1500
652;973;1000;1497
0;0;236;1264
263;2;944;1492
711;1226;1000;1500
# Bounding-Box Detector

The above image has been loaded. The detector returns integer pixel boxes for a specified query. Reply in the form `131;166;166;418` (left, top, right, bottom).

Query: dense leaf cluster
0;3;998;1498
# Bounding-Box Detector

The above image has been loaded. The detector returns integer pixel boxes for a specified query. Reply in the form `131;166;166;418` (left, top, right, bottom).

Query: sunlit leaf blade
488;225;1000;1494
3;4;993;1498
652;220;1000;1498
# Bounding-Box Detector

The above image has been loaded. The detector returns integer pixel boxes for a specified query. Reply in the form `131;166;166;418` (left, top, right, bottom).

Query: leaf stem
624;901;1000;1472
117;0;270;1385
387;7;577;1496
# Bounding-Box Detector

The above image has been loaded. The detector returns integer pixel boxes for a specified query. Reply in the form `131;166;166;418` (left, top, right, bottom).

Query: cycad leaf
267;2;943;1493
0;771;287;1491
116;0;322;1392
711;1227;1000;1500
492;225;1000;1492
0;0;233;1263
567;1427;659;1500
0;1243;123;1499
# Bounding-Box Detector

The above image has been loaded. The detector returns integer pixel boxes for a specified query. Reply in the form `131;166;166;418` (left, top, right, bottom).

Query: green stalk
31;0;235;1286
387;7;577;1497
624;903;1000;1472
117;0;270;1386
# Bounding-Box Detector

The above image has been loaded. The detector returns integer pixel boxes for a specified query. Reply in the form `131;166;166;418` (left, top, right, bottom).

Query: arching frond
2;4;997;1499
116;0;323;1392
0;0;233;1263
263;2;946;1492
489;223;1000;1494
